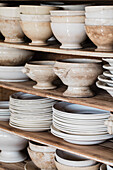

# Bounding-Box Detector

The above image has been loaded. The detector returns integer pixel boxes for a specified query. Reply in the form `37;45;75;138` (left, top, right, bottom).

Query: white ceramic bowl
103;64;113;74
0;7;20;18
85;18;113;26
19;5;58;15
51;22;86;49
59;4;88;10
85;6;113;12
50;10;85;16
55;149;96;167
0;46;34;66
20;14;50;22
103;58;113;67
0;66;28;82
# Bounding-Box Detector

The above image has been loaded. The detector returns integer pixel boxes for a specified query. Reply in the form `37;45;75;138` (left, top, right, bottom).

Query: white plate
0;79;29;82
103;71;113;80
103;58;113;67
98;75;113;85
103;64;113;74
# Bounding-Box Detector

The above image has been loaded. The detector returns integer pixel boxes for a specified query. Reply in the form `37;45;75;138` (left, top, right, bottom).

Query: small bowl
50;10;85;16
20;14;50;22
103;64;113;74
54;59;102;97
103;58;113;67
55;149;96;167
19;5;58;15
51;22;86;49
22;61;58;89
0;46;34;66
28;147;56;170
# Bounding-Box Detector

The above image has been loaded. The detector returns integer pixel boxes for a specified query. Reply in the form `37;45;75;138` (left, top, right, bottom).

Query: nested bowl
54;59;102;97
50;10;85;16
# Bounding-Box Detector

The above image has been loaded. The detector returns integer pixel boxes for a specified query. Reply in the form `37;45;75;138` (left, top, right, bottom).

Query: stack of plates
0;101;10;121
51;102;113;145
9;92;55;131
96;58;113;97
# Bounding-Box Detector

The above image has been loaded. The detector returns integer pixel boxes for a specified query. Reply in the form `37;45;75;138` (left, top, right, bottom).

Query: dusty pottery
50;10;85;16
28;147;56;170
0;46;34;66
59;4;88;10
54;59;102;97
0;130;27;163
20;21;52;46
22;61;57;89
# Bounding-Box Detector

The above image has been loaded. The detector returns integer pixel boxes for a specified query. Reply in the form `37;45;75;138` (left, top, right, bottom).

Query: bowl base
60;44;82;49
63;86;94;97
4;38;24;43
95;46;113;52
33;84;56;90
29;41;48;46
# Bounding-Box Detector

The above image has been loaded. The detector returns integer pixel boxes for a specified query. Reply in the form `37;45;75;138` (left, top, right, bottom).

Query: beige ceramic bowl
20;20;52;45
22;61;58;89
0;46;34;66
20;5;58;15
55;159;100;170
51;15;85;23
28;147;56;170
54;59;102;97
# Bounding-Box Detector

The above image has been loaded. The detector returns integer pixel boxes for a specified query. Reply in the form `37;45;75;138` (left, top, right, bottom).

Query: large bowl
50;10;85;16
28;147;56;169
55;149;96;167
51;22;86;49
22;61;57;89
0;46;34;66
19;5;58;15
0;66;28;82
85;25;113;51
0;130;27;163
20;20;52;46
54;59;102;97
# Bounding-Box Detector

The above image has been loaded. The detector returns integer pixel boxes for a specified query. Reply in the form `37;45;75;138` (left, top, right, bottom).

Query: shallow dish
103;71;113;80
98;75;113;86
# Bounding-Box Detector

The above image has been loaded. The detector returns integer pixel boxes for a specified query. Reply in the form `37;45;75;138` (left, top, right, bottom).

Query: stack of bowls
55;149;100;170
19;5;58;46
85;6;113;51
28;141;56;170
50;10;87;49
0;101;10;121
9;92;55;131
96;58;113;97
51;101;113;145
0;7;25;43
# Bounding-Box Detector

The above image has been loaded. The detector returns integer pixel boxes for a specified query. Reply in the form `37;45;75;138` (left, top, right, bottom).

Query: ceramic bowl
22;61;57;89
29;141;56;152
54;159;100;170
85;18;113;26
51;22;86;49
85;6;113;19
28;147;56;170
20;14;50;22
55;149;96;167
20;20;52;46
0;130;27;163
19;5;58;15
103;64;113;74
59;4;88;10
85;25;113;51
103;58;113;67
0;46;34;66
0;7;20;18
0;66;28;82
50;10;85;16
54;59;102;97
51;16;85;23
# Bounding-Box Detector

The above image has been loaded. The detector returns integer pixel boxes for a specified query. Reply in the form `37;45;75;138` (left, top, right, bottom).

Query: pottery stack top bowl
28;141;56;169
19;5;58;46
54;58;102;97
50;10;87;49
85;6;113;51
22;61;58;90
0;7;25;43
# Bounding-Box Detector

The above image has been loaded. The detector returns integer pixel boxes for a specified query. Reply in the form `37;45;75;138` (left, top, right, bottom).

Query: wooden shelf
0;121;113;166
0;41;113;58
0;81;113;111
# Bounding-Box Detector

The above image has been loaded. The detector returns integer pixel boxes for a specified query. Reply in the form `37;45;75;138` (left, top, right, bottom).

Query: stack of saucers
0;101;10;121
96;58;113;97
9;92;55;131
51;101;112;145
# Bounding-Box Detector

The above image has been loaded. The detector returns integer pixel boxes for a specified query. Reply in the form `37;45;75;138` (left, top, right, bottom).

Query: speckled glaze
54;59;102;97
28;147;56;170
85;25;113;51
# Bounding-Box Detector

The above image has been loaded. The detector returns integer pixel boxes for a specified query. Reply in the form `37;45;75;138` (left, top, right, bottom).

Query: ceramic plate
103;71;113;80
98;75;113;84
0;79;29;82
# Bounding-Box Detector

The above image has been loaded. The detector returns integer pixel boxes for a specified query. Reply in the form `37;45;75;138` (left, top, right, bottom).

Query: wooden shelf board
0;81;113;111
0;41;113;58
0;121;113;166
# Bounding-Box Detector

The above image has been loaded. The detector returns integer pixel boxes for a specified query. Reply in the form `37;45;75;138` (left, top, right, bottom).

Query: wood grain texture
0;121;113;166
0;41;113;58
0;81;113;111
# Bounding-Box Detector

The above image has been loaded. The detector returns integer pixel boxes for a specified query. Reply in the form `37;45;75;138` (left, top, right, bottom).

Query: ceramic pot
28;147;56;170
0;130;27;163
54;59;102;97
20;21;52;46
0;46;34;66
22;61;57;89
